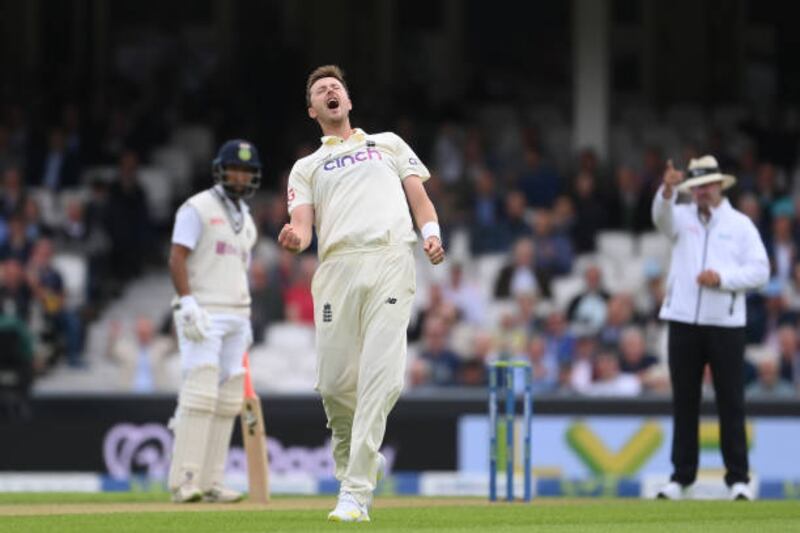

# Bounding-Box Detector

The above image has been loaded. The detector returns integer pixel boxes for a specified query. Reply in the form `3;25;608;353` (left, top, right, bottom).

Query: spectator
569;332;598;393
433;123;463;186
746;358;796;397
442;263;485;325
618;326;659;377
598;294;636;347
30;127;81;190
783;262;800;312
0;259;32;321
0;125;12;173
418;316;461;386
283;255;316;325
542;309;575;366
766;205;797;285
1;166;26;219
524;334;558;393
582;350;642;397
0;213;34;263
459;330;494;386
106;316;176;392
606;165;651;233
566;264;610;334
249;260;285;344
0;312;34;394
498;190;533;249
106;150;151;282
516;147;561;209
58;196;89;247
775;325;800;388
531;209;573;296
569;171;608;253
26;238;84;367
494;237;539;299
469;169;509;255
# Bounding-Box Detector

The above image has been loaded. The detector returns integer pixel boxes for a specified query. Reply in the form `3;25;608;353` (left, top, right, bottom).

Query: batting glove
176;295;210;342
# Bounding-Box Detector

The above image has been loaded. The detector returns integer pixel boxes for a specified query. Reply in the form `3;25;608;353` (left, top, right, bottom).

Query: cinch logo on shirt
323;147;382;171
215;240;240;256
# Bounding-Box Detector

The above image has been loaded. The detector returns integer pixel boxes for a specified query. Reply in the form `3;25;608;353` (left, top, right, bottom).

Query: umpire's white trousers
312;245;415;504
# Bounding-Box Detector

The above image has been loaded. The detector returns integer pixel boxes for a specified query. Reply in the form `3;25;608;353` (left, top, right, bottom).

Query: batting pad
168;365;219;491
200;372;245;490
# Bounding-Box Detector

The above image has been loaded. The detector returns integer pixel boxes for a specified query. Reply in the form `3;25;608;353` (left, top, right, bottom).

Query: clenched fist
278;223;302;253
697;269;721;288
662;159;684;199
423;236;445;265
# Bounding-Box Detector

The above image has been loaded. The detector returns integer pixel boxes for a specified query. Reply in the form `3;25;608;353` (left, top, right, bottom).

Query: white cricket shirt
287;128;429;261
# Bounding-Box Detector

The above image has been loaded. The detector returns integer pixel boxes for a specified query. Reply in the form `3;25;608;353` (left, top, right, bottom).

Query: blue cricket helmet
212;139;262;199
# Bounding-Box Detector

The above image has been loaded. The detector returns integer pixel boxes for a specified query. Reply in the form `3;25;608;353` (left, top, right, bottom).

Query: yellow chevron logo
566;421;663;476
699;421;754;450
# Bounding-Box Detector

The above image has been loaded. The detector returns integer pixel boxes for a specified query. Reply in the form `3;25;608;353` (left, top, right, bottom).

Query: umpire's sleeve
718;218;770;292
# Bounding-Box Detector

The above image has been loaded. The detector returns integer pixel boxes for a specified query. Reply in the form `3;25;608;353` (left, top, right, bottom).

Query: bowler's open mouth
327;98;340;110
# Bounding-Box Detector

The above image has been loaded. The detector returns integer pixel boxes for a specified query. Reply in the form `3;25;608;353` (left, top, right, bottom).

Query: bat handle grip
242;352;257;399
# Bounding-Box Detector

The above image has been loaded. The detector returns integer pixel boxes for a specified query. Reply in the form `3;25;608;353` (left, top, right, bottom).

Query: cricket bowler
278;65;445;522
167;139;261;503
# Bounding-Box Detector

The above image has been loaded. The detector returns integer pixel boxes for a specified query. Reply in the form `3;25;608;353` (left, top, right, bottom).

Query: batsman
167;139;261;503
279;65;445;522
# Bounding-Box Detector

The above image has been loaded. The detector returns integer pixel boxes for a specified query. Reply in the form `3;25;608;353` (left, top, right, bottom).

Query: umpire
653;156;769;501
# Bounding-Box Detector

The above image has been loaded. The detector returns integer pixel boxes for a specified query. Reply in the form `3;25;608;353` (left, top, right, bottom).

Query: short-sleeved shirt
287;128;429;261
172;185;246;250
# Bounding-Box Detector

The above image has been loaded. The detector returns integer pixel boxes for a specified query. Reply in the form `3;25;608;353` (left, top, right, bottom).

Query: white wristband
179;295;198;309
421;221;441;241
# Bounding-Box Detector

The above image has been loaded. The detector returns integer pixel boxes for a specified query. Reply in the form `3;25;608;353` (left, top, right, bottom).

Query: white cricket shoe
656;481;686;500
730;482;753;501
203;484;244;503
171;482;203;503
328;491;370;522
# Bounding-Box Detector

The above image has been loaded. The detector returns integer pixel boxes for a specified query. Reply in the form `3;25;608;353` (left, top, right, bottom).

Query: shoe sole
327;514;370;523
172;492;203;503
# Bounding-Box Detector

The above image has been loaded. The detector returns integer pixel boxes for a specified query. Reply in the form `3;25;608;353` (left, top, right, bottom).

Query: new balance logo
385;298;397;305
323;303;333;322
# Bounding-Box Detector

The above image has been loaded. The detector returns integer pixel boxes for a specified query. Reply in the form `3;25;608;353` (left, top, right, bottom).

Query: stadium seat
264;323;315;351
151;146;193;195
596;231;635;260
550;275;584;312
170;125;214;168
51;253;88;308
475;254;507;300
638;232;671;263
137;167;173;223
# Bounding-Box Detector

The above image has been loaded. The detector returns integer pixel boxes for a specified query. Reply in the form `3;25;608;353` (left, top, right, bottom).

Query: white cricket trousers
312;245;415;504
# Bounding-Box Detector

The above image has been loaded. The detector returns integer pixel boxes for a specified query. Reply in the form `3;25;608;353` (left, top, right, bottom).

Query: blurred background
1;0;798;498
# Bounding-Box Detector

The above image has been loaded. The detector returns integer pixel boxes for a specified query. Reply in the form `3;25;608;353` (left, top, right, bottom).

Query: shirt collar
696;197;729;224
212;184;247;213
320;128;367;146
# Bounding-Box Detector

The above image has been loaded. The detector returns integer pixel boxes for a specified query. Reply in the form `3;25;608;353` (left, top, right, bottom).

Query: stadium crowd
2;89;800;398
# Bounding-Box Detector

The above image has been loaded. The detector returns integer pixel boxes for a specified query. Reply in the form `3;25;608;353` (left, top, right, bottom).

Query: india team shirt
287;128;430;260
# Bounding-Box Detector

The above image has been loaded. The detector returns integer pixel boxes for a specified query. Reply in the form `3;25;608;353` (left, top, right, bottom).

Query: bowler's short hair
305;65;348;107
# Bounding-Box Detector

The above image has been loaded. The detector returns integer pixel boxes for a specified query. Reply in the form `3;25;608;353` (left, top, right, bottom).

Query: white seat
550;275;584;312
638;231;671;262
475;254;507;300
170;125;214;167
151;146;193;194
596;231;635;260
51;253;88;308
137;167;173;223
265;323;315;351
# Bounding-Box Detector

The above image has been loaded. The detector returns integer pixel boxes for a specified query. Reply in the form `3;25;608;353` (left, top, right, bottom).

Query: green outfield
0;493;798;533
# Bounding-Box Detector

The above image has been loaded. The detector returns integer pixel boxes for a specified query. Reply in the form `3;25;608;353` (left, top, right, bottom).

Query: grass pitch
0;493;798;533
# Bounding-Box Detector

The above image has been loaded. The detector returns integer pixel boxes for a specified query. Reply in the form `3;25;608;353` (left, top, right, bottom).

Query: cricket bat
241;353;270;503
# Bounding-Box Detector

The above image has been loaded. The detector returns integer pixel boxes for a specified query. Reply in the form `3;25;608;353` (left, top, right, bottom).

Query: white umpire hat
677;155;737;192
